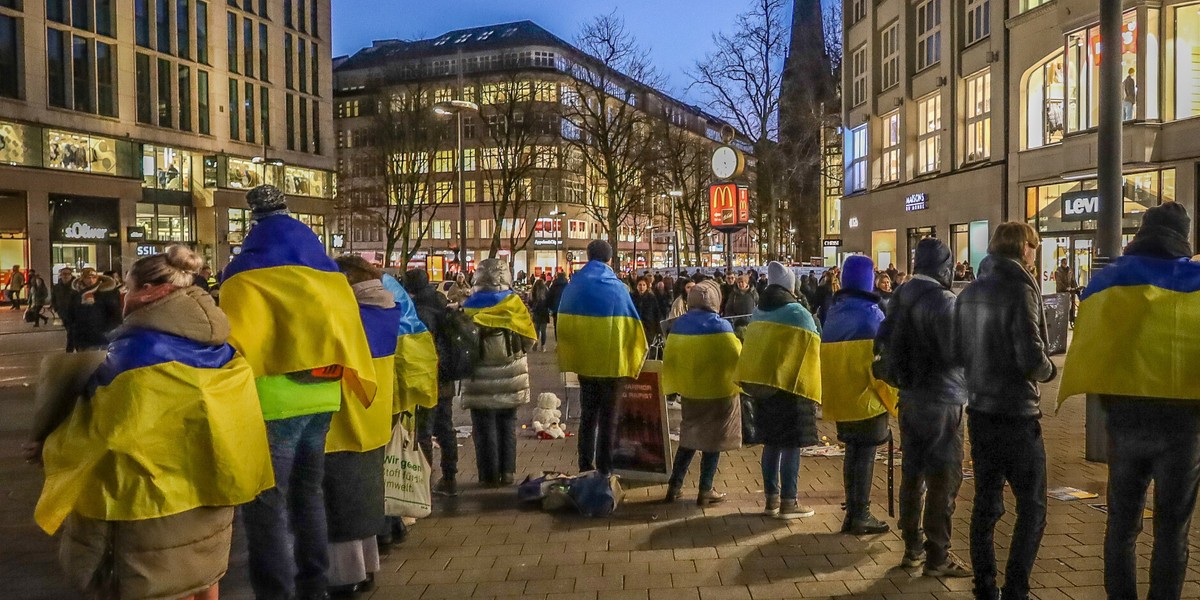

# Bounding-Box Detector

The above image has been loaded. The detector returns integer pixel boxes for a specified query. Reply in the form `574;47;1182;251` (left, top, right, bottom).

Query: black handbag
740;394;759;446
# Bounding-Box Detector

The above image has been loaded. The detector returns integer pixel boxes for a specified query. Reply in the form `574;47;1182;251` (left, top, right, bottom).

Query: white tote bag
383;417;432;518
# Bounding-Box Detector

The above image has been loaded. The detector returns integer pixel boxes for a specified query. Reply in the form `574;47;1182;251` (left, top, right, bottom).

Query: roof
335;20;573;72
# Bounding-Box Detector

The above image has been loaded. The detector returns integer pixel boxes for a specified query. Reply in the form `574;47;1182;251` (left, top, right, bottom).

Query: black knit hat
587;240;612;263
1125;201;1193;260
1140;201;1191;240
246;185;289;220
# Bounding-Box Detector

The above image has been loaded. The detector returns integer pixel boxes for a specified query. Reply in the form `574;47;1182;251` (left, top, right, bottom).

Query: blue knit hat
841;255;876;293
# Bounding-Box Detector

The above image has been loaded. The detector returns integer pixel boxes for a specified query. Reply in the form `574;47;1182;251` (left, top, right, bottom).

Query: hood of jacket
687;279;722;313
352;279;396;309
402;269;431;293
74;275;118;293
913;238;954;288
117;286;230;345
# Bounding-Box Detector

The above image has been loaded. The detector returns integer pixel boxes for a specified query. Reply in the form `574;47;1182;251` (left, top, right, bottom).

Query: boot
499;473;515;486
433;476;458;497
763;494;780;516
664;484;682;503
697;489;727;506
777;499;815;520
845;443;891;535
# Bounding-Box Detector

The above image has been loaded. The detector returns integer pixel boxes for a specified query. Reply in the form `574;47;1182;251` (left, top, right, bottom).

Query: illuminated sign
62;222;111;240
904;193;929;212
848;217;860;228
709;183;750;232
823;239;843;247
127;226;147;242
331;233;346;249
1061;190;1100;222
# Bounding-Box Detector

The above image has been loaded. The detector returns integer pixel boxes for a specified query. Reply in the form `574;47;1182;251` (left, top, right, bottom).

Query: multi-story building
332;21;751;277
0;0;336;277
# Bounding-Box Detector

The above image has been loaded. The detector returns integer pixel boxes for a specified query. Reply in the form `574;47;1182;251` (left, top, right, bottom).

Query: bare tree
653;121;714;266
561;13;663;272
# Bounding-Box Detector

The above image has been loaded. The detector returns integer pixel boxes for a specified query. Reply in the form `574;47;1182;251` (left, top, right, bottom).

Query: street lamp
432;99;480;273
668;189;682;270
644;224;659;271
550;205;567;273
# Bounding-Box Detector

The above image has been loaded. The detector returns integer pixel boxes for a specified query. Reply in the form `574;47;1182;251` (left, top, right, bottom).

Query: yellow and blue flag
327;304;402;453
820;296;897;422
384;274;439;414
35;329;274;534
662;310;742;399
463;289;538;341
557;261;648;379
1059;255;1200;404
220;215;376;410
735;303;822;403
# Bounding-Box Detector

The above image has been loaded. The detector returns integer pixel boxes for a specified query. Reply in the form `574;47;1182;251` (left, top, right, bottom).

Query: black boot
845;443;890;535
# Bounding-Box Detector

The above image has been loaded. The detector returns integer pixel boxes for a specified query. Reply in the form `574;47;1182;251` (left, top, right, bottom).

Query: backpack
873;284;941;390
439;309;481;381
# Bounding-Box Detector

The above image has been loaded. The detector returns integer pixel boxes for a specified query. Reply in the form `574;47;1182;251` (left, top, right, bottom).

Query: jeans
968;411;1046;600
761;445;801;500
535;321;548;348
578;377;622;474
898;402;965;565
7;289;19;309
470;408;517;483
837;414;889;521
1103;401;1200;600
417;381;458;478
669;448;720;492
243;412;334;600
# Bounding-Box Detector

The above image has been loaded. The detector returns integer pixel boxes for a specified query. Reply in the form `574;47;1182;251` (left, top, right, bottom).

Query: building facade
0;0;336;279
332;21;751;277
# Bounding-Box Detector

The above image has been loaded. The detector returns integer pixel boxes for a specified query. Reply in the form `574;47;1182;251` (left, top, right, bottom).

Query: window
1066;12;1138;130
48;0;67;23
1024;51;1065;148
72;35;91;112
228;77;238;139
533;81;557;102
0;15;16;100
433;181;452;204
845;124;868;193
285;93;294;149
851;45;867;106
243;17;252;77
155;0;169;52
881;111;901;183
140;145;191;191
197;69;209;133
258;23;267;81
136;52;152;122
1172;3;1200;119
283;0;290;27
965;69;991;161
1020;0;1050;13
881;23;900;91
298;40;306;92
155;57;172;126
96;0;112;36
227;208;249;243
226;12;236;72
196;1;207;62
310;41;318;94
244;82;254;142
966;0;990;45
176;0;188;58
257;0;264;17
73;0;90;30
47;28;67;107
851;0;865;23
434;150;453;172
284;33;292;88
299;96;308;151
312;101;320;154
136;203;194;241
296;0;304;32
917;93;942;173
135;0;150;46
916;0;942;71
96;41;114;115
178;64;191;130
260;87;269;144
309;0;316;34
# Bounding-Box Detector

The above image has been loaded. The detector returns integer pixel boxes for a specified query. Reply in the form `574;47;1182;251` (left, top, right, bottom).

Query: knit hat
246;185;289;220
687;279;722;313
841;255;876;293
913;238;953;286
1125;201;1194;259
766;261;795;292
1141;201;1191;239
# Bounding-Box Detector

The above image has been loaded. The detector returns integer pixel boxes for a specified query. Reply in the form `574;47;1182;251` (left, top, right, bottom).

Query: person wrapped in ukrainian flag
28;246;273;600
1058;202;1200;599
557;240;648;475
734;262;822;520
661;278;743;506
218;185;377;600
821;255;897;535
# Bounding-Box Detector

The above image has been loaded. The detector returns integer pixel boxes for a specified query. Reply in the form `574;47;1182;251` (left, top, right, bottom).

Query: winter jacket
666;281;742;453
821;289;897;423
51;279;76;321
722;286;758;320
461;327;532;410
546;274;569;314
631;290;661;338
68;276;122;350
877;274;966;407
955;255;1056;417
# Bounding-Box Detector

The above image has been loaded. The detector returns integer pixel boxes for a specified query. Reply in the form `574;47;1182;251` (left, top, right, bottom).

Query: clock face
712;146;740;179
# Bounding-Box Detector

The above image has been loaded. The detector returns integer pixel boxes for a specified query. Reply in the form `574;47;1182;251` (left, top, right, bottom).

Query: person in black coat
546;271;569;335
67;268;122;351
722;275;758;333
630;277;661;343
403;268;459;497
530;278;551;350
51;268;77;349
877;238;971;577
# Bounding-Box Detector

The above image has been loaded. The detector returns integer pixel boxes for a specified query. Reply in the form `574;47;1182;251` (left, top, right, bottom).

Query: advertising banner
612;361;673;483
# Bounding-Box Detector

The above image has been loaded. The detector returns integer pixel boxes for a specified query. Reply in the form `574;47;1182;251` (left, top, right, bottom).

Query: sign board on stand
612;361;673;483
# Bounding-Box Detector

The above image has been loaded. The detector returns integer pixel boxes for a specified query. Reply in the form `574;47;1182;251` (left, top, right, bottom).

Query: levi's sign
1061;190;1100;222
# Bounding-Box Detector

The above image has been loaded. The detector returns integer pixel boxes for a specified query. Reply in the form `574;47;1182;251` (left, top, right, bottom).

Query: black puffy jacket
954;255;1056;417
879;276;966;406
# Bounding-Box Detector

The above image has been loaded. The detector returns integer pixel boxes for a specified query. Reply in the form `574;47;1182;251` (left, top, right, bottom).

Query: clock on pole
710;145;745;180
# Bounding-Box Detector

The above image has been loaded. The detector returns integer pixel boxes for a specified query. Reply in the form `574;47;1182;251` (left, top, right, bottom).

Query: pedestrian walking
735;262;821;519
557;240;648;475
6;264;24;310
547;271;569;334
875;238;971;577
1058;202;1200;600
1053;258;1080;326
221;185;379;600
25;270;50;326
403;268;460;496
955;222;1057;600
67;267;122;351
531;278;552;350
662;279;742;506
51;268;77;347
26;246;273;600
821;255;896;535
461;258;536;486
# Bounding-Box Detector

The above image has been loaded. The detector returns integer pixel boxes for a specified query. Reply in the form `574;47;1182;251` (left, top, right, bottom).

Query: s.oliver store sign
49;195;120;243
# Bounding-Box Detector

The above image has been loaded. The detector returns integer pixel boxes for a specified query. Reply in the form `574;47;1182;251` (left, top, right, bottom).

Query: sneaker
763;495;780;516
499;473;515;486
847;514;891;535
776;500;815;519
696;489;727;506
923;555;973;578
901;548;926;568
432;477;458;497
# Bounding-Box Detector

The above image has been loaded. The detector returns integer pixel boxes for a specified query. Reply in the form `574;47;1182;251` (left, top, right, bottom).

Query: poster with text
612;361;673;483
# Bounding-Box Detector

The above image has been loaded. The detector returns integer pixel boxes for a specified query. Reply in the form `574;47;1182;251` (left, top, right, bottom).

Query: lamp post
668;189;682;270
645;224;659;272
433;99;479;272
550;205;567;273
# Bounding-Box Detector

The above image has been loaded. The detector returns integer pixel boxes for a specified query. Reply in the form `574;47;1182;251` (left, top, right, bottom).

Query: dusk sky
330;0;783;103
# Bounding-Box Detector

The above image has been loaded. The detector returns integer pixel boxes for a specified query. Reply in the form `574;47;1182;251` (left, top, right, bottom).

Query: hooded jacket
461;260;534;410
68;275;122;349
821;289;897;423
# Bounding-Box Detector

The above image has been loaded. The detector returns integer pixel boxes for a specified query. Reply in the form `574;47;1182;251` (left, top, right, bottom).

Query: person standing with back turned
557;240;648;474
955;222;1056;600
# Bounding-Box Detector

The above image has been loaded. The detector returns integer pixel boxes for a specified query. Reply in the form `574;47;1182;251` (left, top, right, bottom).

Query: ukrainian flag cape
662;310;742;399
557;261;648;378
220;215;376;406
463;289;537;341
1059;255;1200;404
735;303;822;403
35;329;274;534
327;304;401;453
820;295;898;422
383;274;439;414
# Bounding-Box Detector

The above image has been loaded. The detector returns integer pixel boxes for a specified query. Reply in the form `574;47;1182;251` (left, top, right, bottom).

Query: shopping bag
383;417;432;518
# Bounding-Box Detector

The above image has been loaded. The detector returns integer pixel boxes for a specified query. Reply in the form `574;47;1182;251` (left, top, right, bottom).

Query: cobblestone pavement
1;310;1196;599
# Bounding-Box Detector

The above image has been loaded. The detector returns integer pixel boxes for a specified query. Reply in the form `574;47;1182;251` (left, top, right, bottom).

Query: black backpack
873;284;941;390
439;309;481;381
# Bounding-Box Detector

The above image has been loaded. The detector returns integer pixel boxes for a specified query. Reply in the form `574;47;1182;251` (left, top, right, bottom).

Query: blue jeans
669;448;720;492
470;408;517;483
535;321;548;347
761;445;801;500
243;412;333;600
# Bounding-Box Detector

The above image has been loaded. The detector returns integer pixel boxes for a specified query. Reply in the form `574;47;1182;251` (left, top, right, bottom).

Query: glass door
1070;236;1093;291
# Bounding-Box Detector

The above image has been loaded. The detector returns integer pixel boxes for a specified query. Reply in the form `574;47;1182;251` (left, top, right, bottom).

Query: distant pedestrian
67;268;121;351
51;268;76;347
874;273;893;313
631;276;662;342
7;264;24;309
722;275;758;333
530;278;551;351
668;278;694;320
955;222;1057;600
25;270;50;326
547;271;569;332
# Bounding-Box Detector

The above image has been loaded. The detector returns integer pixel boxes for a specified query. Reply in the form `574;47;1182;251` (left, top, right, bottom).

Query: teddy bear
531;393;565;439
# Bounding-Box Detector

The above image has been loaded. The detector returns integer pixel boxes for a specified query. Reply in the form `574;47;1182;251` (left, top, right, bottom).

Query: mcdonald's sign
709;182;750;232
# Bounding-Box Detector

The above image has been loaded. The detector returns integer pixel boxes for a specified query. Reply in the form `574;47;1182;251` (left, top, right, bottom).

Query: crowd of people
15;183;1200;600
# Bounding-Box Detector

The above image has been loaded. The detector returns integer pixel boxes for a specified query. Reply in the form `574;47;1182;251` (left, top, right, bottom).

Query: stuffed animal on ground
532;393;562;427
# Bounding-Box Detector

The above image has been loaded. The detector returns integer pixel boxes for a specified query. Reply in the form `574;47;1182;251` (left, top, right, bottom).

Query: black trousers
1104;401;1200;600
578;377;622;474
837;413;889;521
470;408;516;483
898;402;965;565
417;380;458;478
968;412;1046;600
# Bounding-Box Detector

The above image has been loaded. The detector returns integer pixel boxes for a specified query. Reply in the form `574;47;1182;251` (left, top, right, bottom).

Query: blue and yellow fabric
820;296;898;422
383;274;439;414
463;289;538;342
735;303;822;403
220;214;377;419
326;304;402;453
35;329;274;534
1059;255;1200;404
662;310;742;399
556;261;648;379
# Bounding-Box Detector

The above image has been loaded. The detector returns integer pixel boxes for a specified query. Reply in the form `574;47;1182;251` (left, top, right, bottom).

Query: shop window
141;145;191;190
881;111;901;183
227;156;262;189
1025;168;1177;233
964;68;991;162
227;207;249;244
916;0;942;71
0;120;40;167
845;124;867;193
45;129;121;174
1066;11;1138;131
1173;3;1200;119
917;92;942;174
881;23;900;91
294;212;325;241
1024;51;1065;148
951;220;989;272
136;202;193;241
284;166;329;198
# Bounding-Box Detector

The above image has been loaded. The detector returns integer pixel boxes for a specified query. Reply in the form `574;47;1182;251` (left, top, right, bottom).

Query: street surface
0;310;1193;599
